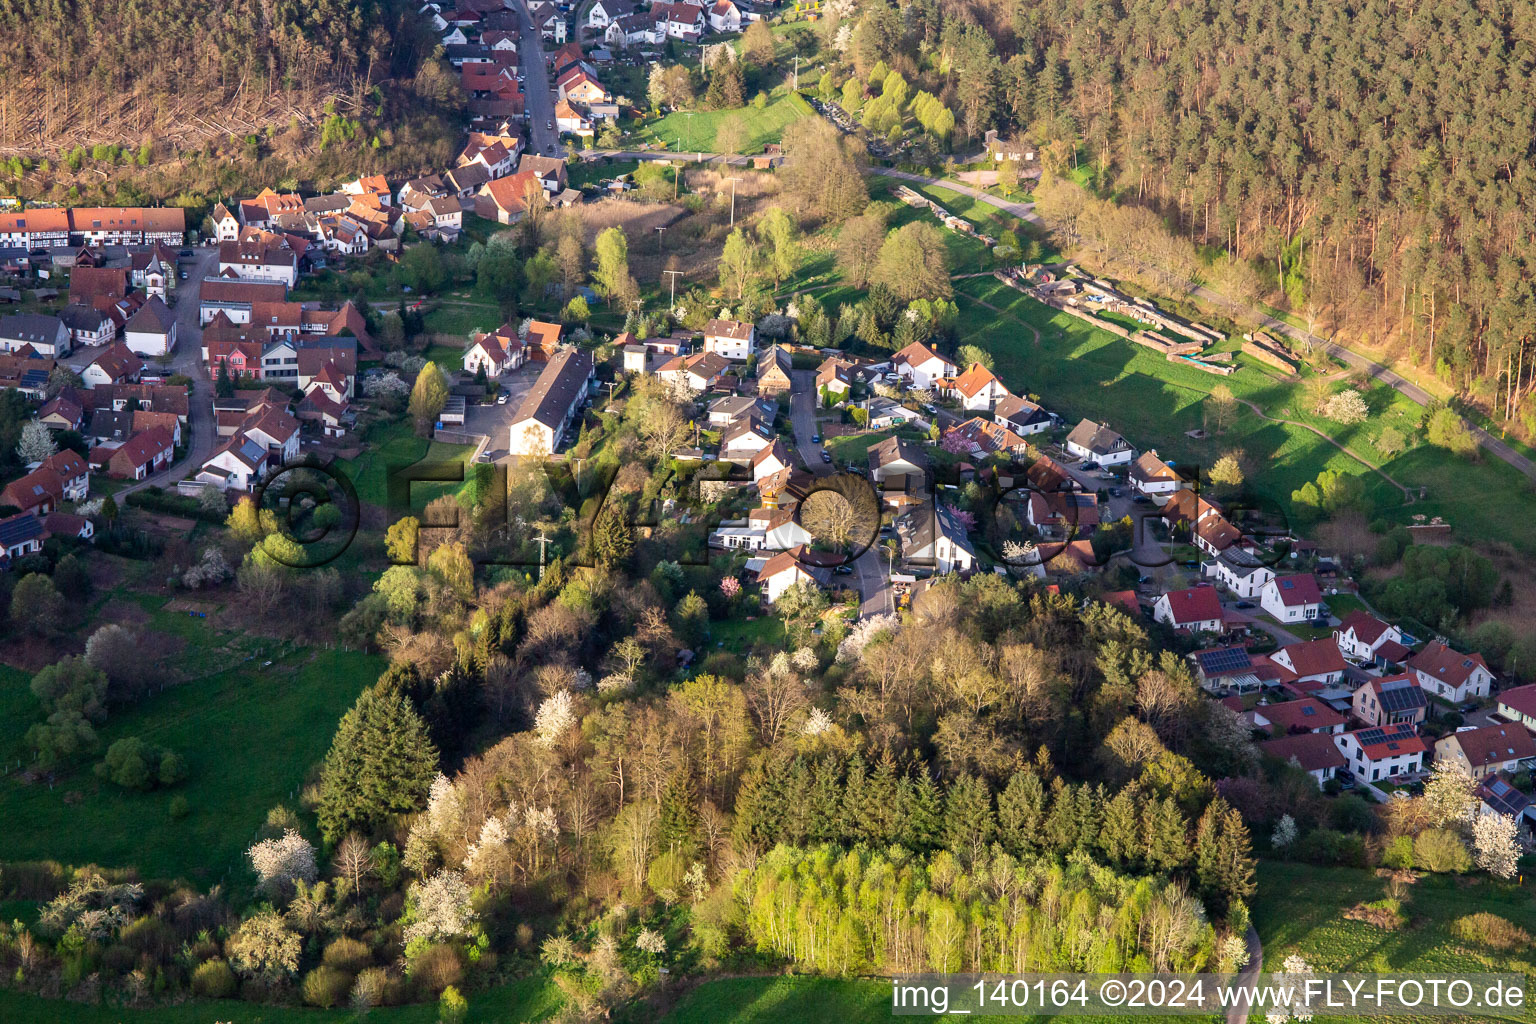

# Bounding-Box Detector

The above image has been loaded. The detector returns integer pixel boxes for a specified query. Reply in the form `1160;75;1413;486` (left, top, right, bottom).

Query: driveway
854;546;893;617
515;0;560;157
460;366;538;460
116;246;219;498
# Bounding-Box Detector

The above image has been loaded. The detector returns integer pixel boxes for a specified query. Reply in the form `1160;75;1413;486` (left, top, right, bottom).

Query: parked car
821;450;832;463
833;565;854;575
1235;601;1255;609
811;433;820;443
497;394;508;405
1080;460;1099;471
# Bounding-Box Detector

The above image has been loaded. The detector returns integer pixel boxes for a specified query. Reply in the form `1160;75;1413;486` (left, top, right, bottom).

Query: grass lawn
633;92;814;154
950;276;1536;554
1252;860;1536;1023
423;302;505;339
708;614;785;655
659;976;1141;1024
0;974;562;1024
334;417;472;510
824;426;927;468
0;615;383;882
570;158;642;189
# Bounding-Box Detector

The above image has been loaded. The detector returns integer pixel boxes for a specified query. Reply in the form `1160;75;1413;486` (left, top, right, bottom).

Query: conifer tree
1098;785;1143;868
996;769;1046;857
316;690;439;842
1142;797;1188;873
902;772;942;850
806;757;844;843
942;775;995;864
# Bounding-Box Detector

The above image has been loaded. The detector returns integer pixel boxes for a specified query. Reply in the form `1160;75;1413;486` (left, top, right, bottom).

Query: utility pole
793;54;800;92
725;175;742;226
662;269;683;308
655;225;666;254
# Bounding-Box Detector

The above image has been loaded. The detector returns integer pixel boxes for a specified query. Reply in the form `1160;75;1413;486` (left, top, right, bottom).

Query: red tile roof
1269;573;1323;606
1160;585;1223;626
1409;641;1491;688
1497;683;1536;720
1256;698;1345;734
1445;724;1536;769
1275;638;1346;679
1259;732;1347;772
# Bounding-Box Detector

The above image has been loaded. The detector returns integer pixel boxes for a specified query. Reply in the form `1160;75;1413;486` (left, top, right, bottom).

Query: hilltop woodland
794;0;1536;435
0;0;460;206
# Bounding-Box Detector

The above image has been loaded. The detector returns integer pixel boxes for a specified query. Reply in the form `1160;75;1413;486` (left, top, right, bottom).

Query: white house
750;440;792;482
1065;418;1135;466
708;0;742;32
942;363;1011;411
1259;573;1326;623
1259;732;1348;788
754;546;830;604
1268;638;1347;687
0;313;71;358
463;332;521;376
1203;555;1275;599
1129;450;1185;496
658;351;730;393
720;418;775;460
890;340;956;389
587;0;634;28
993;394;1053;436
896;502;974;574
867;436;928;485
1334;611;1410;666
1151;585;1224;634
1333;725;1426;784
211;203;242;242
1408;641;1494;703
508;349;593;456
703;318;755;361
196;435;270;492
122;297;178;357
749;506;815;550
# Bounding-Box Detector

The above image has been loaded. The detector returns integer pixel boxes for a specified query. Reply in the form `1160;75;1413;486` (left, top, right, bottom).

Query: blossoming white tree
247;829;317;901
405;869;476;944
534;691;578;748
1472;812;1520;878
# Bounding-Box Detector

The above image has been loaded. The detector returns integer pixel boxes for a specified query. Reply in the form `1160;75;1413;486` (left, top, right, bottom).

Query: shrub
1292;828;1367;867
1380;835;1414;869
1451;912;1531;950
323;936;373;974
168;795;190;819
303;964;354;1008
408;942;462;993
190;959;238;999
351;966;390;1010
1414;828;1472;873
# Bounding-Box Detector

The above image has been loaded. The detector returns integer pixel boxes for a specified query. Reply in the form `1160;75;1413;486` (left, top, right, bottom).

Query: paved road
1224;925;1264;1024
784;370;893;616
580;148;755;167
114;246;219;498
787;370;828;475
870;167;1044;226
515;0;559;157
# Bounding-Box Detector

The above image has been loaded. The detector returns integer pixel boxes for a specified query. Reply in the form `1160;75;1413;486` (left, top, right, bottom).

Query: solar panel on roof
1196;647;1252;674
1377;684;1426;713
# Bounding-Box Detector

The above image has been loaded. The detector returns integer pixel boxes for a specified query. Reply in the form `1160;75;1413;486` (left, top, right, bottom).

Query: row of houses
0;207;186;249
